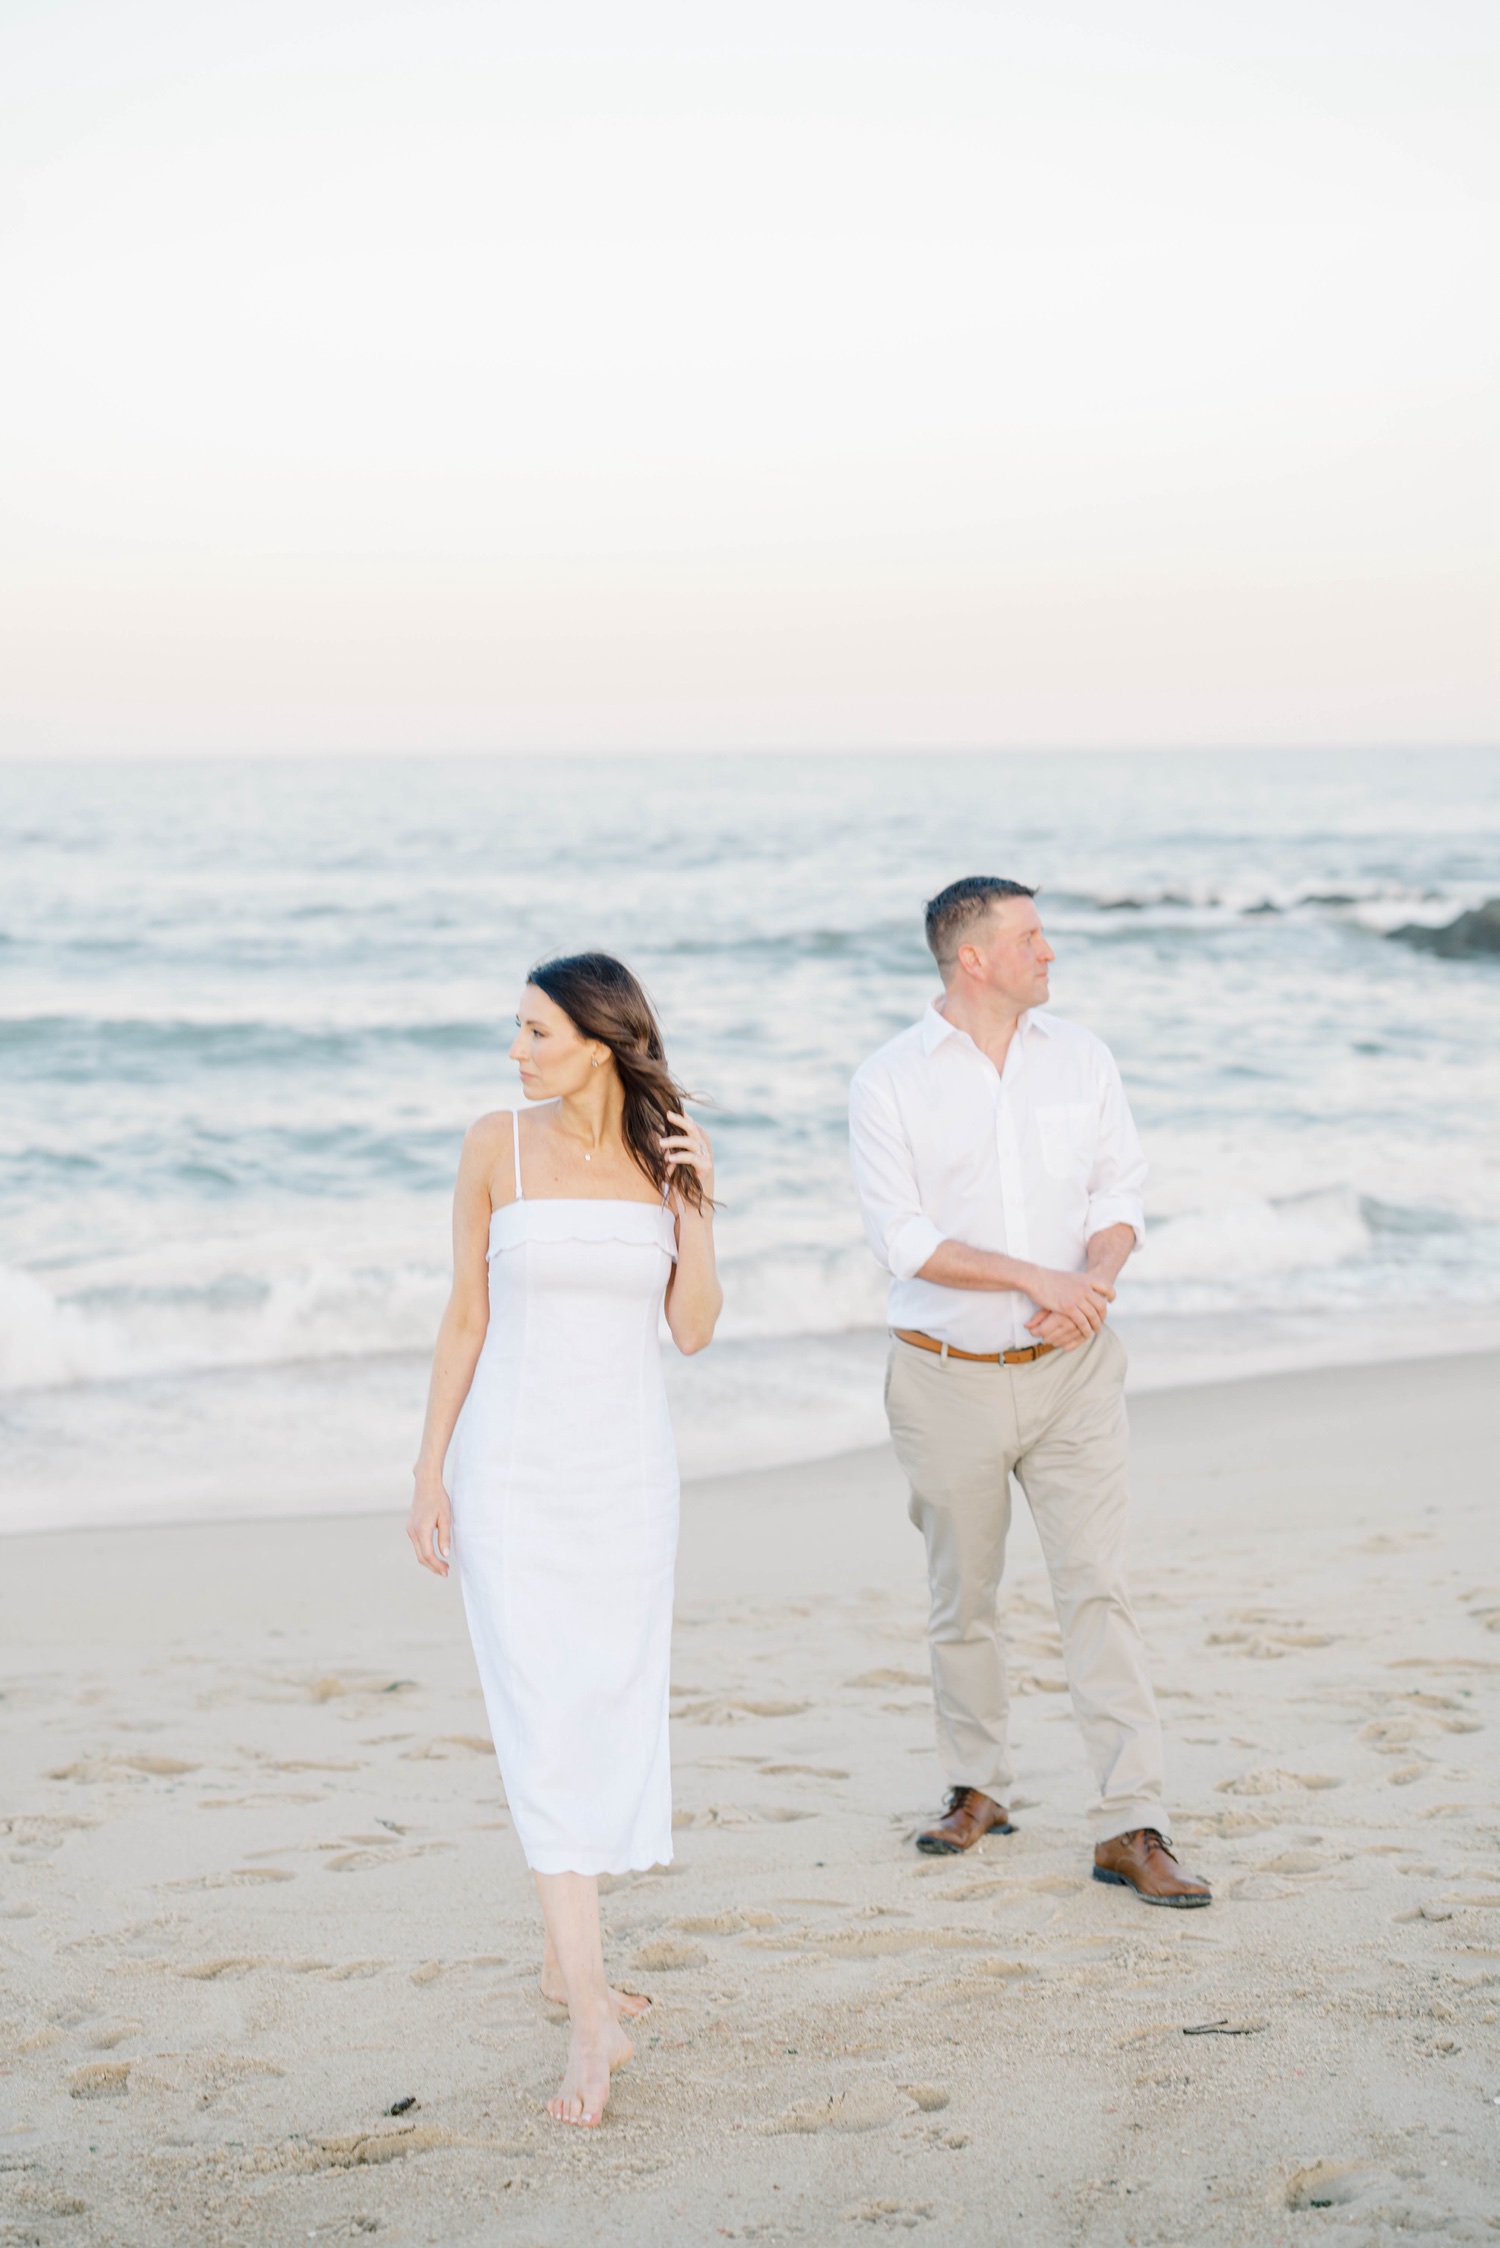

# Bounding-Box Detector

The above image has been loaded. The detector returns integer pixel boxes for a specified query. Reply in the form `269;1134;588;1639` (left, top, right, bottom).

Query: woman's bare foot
547;2015;633;2128
539;1968;650;2021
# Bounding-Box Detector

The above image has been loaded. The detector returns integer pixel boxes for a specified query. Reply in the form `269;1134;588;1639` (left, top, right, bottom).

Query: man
848;876;1209;1907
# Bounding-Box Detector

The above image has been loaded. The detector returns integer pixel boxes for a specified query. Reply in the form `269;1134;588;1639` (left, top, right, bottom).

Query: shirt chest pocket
1035;1100;1096;1181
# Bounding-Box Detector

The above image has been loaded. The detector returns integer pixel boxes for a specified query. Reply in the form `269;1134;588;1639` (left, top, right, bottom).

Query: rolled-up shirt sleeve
849;1069;946;1282
1085;1049;1147;1246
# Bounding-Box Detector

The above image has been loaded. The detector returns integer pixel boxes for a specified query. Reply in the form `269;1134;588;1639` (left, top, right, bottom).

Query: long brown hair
527;953;708;1212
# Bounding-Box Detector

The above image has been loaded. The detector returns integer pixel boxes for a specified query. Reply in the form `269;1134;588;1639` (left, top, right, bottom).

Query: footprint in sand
1363;1711;1479;1752
176;1955;385;1980
932;1872;1073;1900
398;1735;493;1759
758;1764;850;1779
1227;1875;1296;1902
631;1940;707;1971
671;1911;777;1935
1284;2161;1375;2210
324;1840;457;1872
262;1756;364;1772
177;1957;267;1981
407;1955;506;1982
1400;1690;1482;1718
261;2123;451;2172
305;1675;418;1704
1206;1631;1333;1658
204;1794;323;1814
195;2055;287;2108
1181;1810;1275;1838
844;2200;938;2227
2;1813;97;1853
684;1804;817;1828
169;1868;297;1889
846;1669;930;1690
47;1756;198;1782
672;1697;813;1723
768;2083;912;2134
68;2062;130;2099
795;1926;995;1959
1215;1769;1341;1796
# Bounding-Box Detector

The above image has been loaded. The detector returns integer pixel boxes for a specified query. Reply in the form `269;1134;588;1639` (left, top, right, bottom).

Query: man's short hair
924;876;1037;970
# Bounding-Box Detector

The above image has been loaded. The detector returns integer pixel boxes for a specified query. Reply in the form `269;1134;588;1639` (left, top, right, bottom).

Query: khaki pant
884;1325;1167;1843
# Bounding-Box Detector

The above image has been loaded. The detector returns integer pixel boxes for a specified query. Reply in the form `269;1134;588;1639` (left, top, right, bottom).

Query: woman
407;953;721;2128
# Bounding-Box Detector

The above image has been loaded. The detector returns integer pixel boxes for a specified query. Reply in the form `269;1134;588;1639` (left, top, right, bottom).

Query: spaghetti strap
512;1109;524;1200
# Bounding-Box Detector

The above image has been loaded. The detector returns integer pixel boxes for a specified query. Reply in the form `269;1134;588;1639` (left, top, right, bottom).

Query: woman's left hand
661;1111;714;1199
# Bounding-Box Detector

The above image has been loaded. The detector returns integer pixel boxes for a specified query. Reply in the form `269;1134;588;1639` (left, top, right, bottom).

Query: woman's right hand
407;1474;452;1577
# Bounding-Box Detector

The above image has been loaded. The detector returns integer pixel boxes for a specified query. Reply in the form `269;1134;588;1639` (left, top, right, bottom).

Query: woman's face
508;984;600;1101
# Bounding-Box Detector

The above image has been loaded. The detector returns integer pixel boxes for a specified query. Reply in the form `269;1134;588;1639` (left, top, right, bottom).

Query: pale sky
0;0;1495;756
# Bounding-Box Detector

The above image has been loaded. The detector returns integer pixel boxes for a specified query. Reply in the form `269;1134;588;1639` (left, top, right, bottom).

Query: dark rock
1386;898;1500;958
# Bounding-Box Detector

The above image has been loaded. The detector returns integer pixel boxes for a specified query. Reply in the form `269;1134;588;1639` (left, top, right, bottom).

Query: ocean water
2;750;1497;1533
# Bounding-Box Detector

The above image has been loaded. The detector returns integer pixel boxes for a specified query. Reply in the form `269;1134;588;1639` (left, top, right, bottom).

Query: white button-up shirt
849;1000;1148;1353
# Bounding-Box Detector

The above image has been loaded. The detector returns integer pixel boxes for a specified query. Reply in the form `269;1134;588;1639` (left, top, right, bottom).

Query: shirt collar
921;998;1053;1054
920;1000;956;1053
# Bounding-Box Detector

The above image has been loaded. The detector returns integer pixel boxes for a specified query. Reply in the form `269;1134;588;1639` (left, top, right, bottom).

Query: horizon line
1;740;1497;767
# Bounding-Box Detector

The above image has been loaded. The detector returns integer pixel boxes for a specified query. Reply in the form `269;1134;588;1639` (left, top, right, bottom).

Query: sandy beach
2;1350;1497;2246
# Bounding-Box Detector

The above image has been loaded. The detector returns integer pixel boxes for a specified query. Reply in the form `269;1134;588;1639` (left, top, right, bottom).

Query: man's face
954;897;1054;1009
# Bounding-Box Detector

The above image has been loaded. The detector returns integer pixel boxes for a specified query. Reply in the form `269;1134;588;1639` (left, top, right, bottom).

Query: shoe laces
944;1786;976;1816
1140;1828;1178;1862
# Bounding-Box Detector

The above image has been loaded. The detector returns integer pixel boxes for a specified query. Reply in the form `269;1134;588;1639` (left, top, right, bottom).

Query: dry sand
2;1351;1498;2246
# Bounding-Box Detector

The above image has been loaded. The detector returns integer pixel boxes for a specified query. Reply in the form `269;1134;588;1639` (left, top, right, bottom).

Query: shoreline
4;1320;1500;1542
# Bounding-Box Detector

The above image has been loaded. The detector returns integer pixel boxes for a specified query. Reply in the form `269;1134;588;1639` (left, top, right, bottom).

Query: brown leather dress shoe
1092;1827;1211;1907
915;1787;1016;1855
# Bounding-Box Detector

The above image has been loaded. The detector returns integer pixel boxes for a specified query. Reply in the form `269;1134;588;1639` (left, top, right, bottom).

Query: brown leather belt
892;1327;1057;1366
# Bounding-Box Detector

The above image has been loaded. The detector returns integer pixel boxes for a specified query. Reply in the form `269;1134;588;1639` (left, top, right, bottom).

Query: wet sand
2;1351;1497;2245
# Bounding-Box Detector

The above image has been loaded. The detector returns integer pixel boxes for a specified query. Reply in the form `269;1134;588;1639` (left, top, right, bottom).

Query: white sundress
450;1112;680;1876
